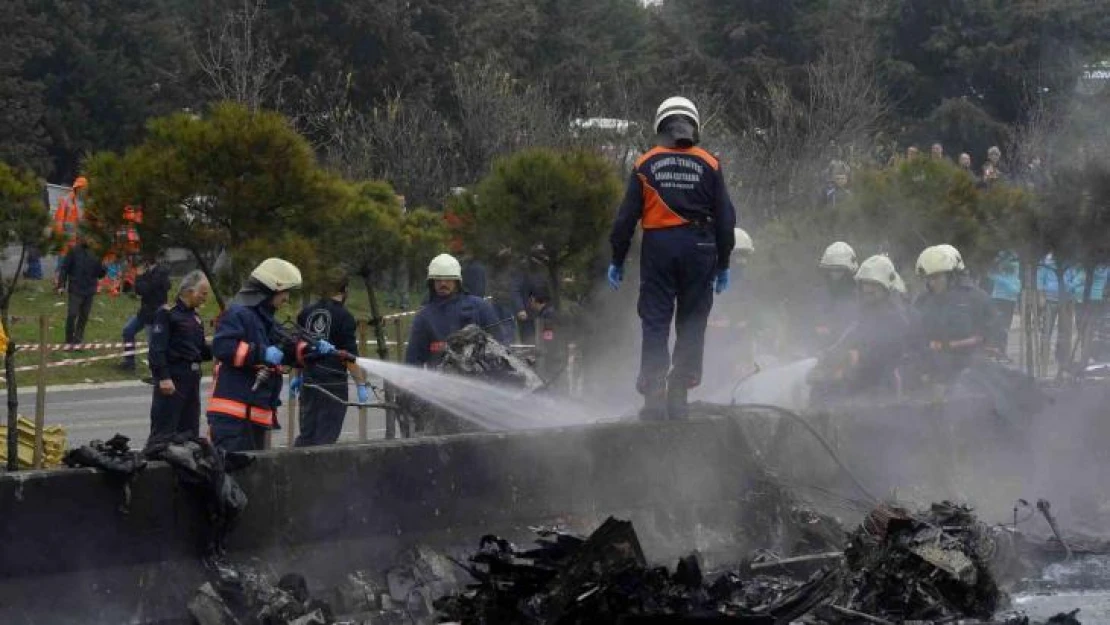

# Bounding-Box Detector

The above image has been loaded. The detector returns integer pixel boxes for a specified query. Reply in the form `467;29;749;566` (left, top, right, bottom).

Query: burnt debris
435;507;1079;625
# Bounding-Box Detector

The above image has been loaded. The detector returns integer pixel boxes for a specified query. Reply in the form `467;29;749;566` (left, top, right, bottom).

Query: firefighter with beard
405;253;506;367
607;96;738;420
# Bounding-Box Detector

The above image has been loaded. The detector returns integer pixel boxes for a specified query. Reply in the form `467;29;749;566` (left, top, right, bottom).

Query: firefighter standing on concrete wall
608;96;737;420
145;270;212;450
207;258;336;452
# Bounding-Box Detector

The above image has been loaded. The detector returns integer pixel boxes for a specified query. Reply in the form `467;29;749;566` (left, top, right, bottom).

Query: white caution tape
13;341;150;352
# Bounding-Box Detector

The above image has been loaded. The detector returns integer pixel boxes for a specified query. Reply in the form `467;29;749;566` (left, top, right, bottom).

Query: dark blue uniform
207;303;310;452
609;145;737;397
807;279;858;353
914;278;995;382
146;299;211;448
405;291;505;366
294;299;359;447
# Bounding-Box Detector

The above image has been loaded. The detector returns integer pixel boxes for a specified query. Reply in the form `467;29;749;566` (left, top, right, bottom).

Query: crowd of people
821;141;1044;209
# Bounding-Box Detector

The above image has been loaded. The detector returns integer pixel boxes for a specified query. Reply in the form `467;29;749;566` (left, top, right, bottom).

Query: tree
84;102;337;308
191;0;288;111
451;148;621;308
0;0;53;175
0;162;50;470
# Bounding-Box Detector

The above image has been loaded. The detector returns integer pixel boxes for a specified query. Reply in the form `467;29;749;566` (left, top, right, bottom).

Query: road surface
17;378;391;450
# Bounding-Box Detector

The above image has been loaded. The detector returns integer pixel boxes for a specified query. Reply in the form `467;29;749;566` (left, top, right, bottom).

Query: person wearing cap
809;254;912;402
405;253;506;367
207;258;337;452
607;96;738;420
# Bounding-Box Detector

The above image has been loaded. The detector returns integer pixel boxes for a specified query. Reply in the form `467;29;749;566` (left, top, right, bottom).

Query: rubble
146;435;254;558
61;433;147;513
188;563;335;625
434;506;1082;625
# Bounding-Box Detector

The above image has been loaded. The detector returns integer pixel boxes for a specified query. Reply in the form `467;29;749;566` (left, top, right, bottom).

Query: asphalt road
18;378;391;450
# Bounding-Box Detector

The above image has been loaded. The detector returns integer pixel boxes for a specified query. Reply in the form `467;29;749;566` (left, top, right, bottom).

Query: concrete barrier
0;416;808;625
3;382;1106;624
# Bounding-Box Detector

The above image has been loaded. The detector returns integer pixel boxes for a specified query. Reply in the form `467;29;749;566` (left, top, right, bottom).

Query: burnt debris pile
436;507;1079;625
439;324;544;391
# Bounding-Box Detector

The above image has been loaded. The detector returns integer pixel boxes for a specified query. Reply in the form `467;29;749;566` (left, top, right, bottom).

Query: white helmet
654;96;700;133
427;253;462;281
733;228;754;254
934;244;966;272
855;254;900;291
250;258;302;292
819;242;858;272
916;245;961;277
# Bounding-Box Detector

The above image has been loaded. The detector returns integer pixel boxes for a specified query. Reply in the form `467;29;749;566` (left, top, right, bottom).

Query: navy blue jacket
149;299;211;381
610;145;737;271
405;291;506;366
208;303;307;428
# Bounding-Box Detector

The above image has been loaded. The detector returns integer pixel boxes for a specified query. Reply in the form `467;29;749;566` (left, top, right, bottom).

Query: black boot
639;390;667;421
666;382;688;420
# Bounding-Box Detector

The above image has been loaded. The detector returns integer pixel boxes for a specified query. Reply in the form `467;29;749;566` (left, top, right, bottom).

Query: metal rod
357;320;368;442
1036;498;1073;561
749;551;844;571
303;383;397;409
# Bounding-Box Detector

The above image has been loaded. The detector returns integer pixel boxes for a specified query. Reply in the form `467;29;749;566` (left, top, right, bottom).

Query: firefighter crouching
207;258;337;452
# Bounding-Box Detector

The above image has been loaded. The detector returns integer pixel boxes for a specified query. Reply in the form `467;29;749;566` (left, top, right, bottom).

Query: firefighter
207;258;336;452
290;273;369;447
405;253;505;367
145;271;212;451
608;96;737;420
914;245;995;382
810;255;912;402
807;242;859;349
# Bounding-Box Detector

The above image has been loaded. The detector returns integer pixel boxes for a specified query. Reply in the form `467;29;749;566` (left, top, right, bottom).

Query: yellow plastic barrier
0;416;67;469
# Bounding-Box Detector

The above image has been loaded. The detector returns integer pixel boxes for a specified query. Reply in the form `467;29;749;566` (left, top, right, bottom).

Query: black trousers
65;292;95;344
208;414;268;452
146;365;201;449
294;383;348;447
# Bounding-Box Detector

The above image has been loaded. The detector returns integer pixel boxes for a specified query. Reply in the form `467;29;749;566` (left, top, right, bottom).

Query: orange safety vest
53;193;81;253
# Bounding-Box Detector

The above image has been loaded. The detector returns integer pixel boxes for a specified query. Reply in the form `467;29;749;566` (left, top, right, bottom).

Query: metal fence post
357;320;368;441
33;315;48;469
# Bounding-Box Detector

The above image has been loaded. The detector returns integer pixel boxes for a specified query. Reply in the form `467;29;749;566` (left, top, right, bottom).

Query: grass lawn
3;278;420;388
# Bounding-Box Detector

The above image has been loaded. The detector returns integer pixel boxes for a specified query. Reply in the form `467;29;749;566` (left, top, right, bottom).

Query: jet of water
357;358;615;432
704;358;817;411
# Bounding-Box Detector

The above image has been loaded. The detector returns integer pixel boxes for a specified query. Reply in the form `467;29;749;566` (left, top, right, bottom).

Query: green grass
3;279;420;388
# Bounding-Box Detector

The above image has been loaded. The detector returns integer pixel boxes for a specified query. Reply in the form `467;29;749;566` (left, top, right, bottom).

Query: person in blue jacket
988;251;1020;351
207;258;336;452
405;253;507;367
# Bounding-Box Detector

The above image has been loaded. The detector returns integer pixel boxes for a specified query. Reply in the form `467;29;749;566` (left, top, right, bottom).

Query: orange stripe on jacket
233;341;251;367
208;397;275;427
639;174;687;230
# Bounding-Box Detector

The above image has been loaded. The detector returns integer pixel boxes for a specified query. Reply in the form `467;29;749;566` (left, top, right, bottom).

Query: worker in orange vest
53;177;86;281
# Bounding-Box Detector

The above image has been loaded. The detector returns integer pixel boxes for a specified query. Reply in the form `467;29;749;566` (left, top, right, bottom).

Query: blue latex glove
357;384;370;404
607;264;624;290
289;375;303;398
263;345;284;365
714;268;731;295
315;339;336;355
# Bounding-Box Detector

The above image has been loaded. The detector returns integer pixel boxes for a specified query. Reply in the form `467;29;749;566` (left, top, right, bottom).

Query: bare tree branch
190;0;287;111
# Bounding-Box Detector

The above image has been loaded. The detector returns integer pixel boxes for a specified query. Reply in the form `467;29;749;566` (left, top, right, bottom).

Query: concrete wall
4;382;1106;625
0;416;800;625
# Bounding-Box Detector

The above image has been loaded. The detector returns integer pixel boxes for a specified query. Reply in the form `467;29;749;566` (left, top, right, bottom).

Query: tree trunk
361;273;390;360
1055;264;1073;375
1020;258;1036;378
